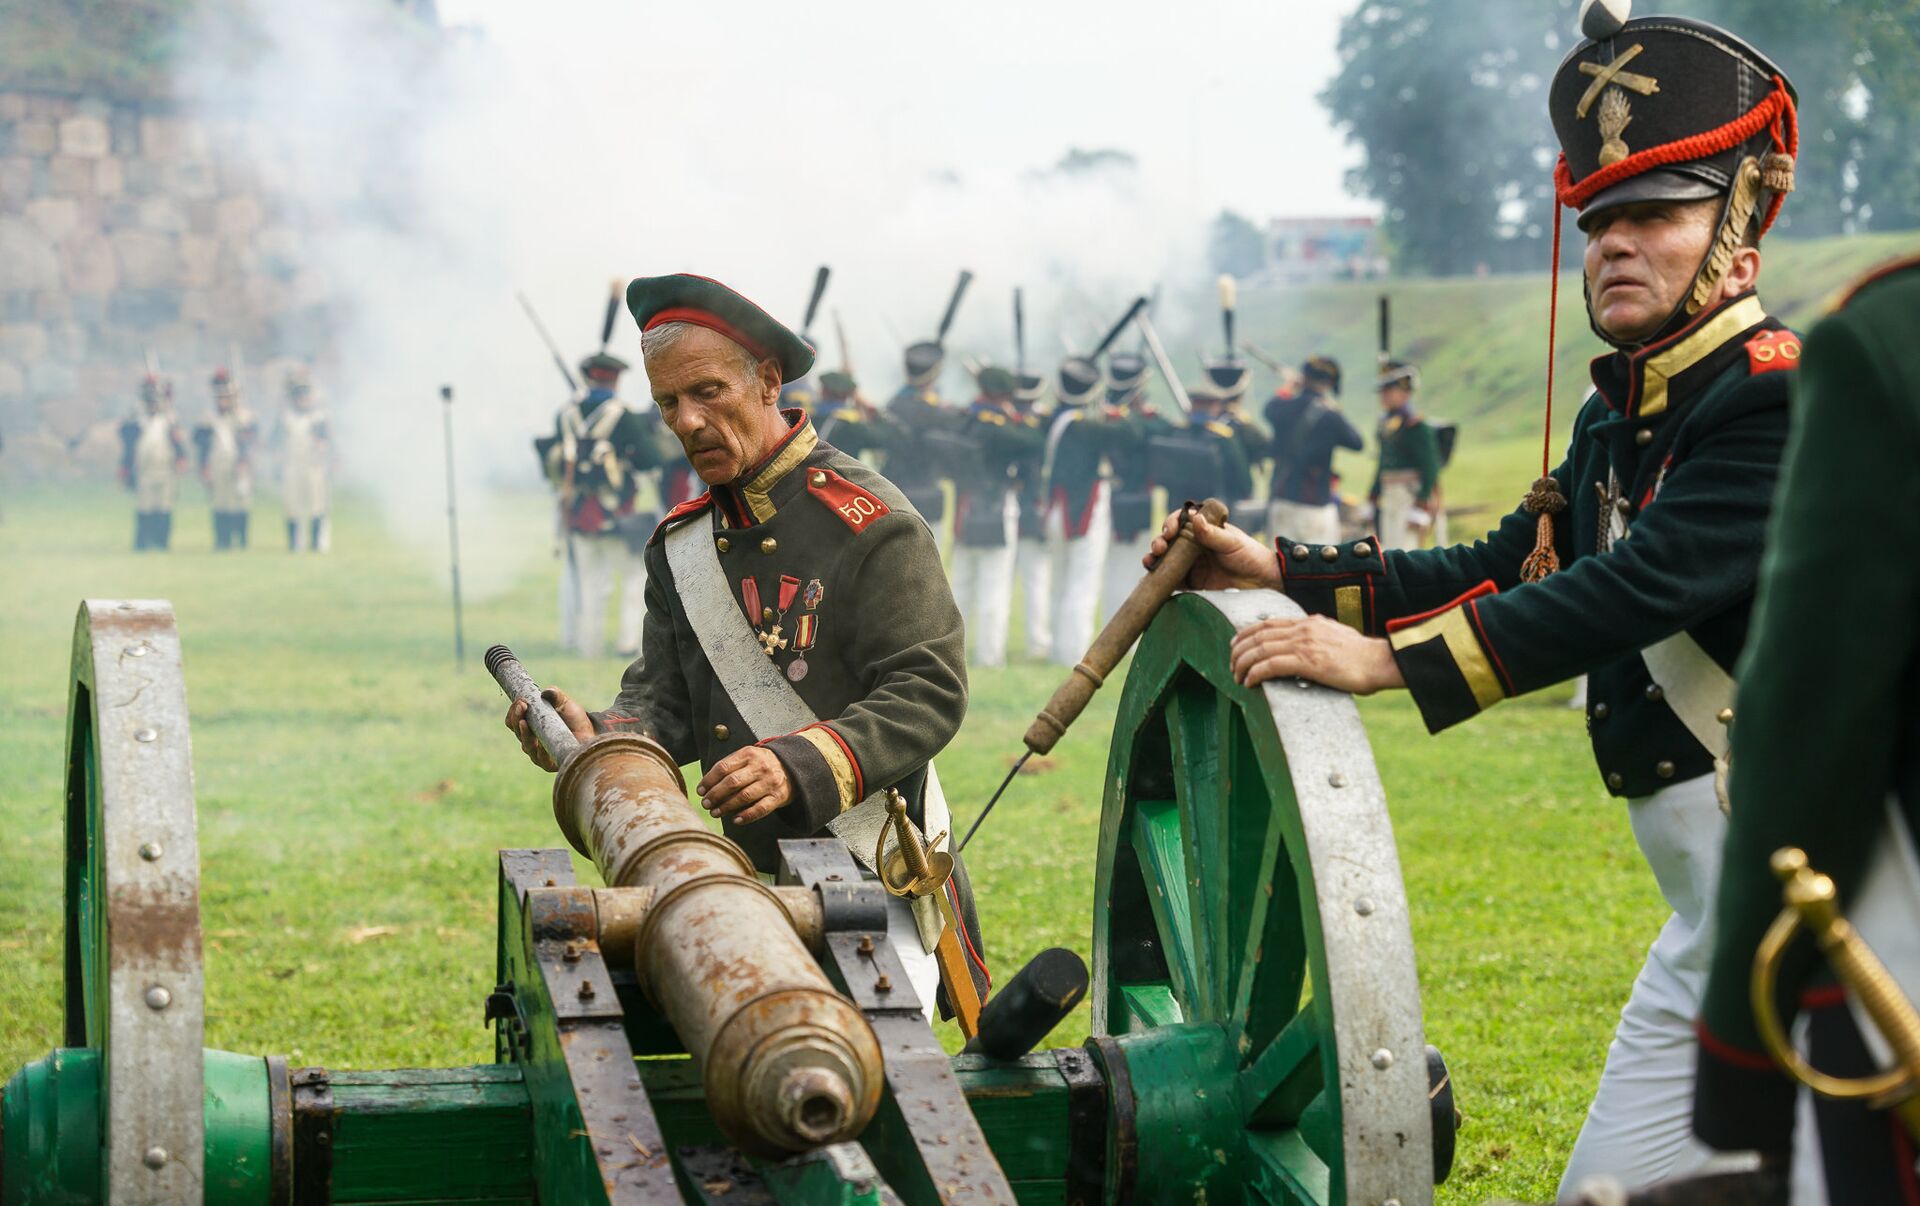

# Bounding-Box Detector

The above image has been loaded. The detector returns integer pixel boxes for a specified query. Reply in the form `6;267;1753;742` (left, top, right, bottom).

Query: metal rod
516;289;580;394
440;385;465;669
1132;311;1192;415
958;750;1030;854
484;645;582;763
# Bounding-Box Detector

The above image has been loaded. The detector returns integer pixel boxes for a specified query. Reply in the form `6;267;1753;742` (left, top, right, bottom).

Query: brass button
761;607;774;621
1292;544;1310;559
810;470;827;485
1320;546;1339;562
1634;428;1653;447
712;724;730;741
760;537;778;554
1606;771;1624;790
1656;760;1676;779
1717;707;1734;726
716;537;730;553
1353;542;1373;557
1592;702;1610;721
1645;684;1664;703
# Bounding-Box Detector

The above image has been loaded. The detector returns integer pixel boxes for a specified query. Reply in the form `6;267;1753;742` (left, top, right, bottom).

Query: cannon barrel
550;731;883;1157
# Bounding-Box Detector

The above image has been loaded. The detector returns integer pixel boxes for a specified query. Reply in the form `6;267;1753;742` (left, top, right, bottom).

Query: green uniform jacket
953;400;1047;549
1156;417;1253;508
876;386;959;523
1107;407;1173;541
1369;408;1443;505
1694;258;1920;1154
1280;292;1796;799
1043;403;1133;538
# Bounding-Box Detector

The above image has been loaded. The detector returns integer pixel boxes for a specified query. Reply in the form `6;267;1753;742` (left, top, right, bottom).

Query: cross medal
758;624;787;656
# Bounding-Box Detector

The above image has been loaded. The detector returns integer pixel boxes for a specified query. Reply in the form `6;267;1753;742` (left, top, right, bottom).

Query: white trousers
1558;772;1748;1199
1100;532;1153;628
1377;473;1439;551
572;534;646;658
1268;499;1341;546
1015;537;1052;661
950;494;1018;668
1045;486;1110;668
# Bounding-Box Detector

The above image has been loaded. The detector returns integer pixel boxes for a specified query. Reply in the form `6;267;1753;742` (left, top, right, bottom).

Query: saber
1378;293;1392;370
800;265;830;341
1132;310;1193;416
959;497;1229;851
516;290;579;394
1013;287;1026;373
936;269;974;346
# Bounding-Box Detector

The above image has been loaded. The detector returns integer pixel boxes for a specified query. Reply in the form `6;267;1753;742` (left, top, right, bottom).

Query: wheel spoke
1241;1007;1325;1128
1164;678;1225;1019
1244;1130;1332;1206
1129;798;1204;1014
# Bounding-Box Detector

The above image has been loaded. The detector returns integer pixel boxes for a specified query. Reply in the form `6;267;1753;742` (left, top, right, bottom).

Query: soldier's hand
696;746;793;825
1229;616;1404;695
1145;510;1281;589
503;687;594;773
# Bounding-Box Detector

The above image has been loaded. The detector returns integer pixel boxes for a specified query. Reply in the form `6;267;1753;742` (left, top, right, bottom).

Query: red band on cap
645;307;773;363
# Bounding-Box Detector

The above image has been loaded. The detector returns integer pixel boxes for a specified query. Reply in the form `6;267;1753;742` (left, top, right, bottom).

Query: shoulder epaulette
806;467;891;533
1744;328;1802;376
650;492;714;543
1205;420;1235;439
1836;253;1920;311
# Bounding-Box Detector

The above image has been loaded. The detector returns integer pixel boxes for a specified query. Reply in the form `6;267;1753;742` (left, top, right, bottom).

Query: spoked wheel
1091;591;1434;1206
58;600;206;1198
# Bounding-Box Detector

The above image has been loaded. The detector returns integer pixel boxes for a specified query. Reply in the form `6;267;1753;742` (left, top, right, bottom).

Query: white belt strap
664;514;948;950
1639;631;1734;760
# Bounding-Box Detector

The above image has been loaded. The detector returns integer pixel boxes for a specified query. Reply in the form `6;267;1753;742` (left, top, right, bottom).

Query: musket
833;309;855;375
1132;310;1191;416
800;265;830;343
1239;342;1286;372
1218;275;1237;361
935;269;973;347
1378;293;1392;371
516;290;579;394
439;385;466;669
598;279;622;354
1088;296;1148;360
1013;287;1026;374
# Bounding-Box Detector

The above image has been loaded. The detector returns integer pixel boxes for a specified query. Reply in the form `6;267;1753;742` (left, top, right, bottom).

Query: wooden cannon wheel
1092;590;1436;1206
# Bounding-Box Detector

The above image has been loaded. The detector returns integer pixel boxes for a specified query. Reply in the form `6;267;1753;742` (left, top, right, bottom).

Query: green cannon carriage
3;595;1457;1204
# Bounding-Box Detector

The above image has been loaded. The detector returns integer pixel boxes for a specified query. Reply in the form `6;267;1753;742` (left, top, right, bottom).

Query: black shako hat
1549;11;1798;233
1106;352;1150;395
1013;370;1048;407
1056;356;1105;405
903;341;945;385
579;351;629;380
1203;359;1250;400
626;274;817;383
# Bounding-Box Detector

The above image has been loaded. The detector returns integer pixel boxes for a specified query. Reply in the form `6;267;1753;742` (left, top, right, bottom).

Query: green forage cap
626;273;817;382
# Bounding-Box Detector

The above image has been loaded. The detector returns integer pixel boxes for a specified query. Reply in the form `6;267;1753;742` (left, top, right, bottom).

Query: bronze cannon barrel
550;732;883;1157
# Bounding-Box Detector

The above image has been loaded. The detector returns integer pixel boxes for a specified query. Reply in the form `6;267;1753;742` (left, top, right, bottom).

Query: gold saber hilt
1751;846;1920;1140
876;788;951;899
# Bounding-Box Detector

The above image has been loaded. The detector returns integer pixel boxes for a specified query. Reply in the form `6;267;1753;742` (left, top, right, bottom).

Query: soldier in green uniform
1692;254;1920;1203
1010;369;1054;660
950;365;1047;668
1370;358;1446;550
875;341;959;531
1099;351;1170;623
1041;356;1128;665
1265;356;1362;545
1157;383;1254;510
1149;10;1805;1194
812;369;878;455
505;274;986;1023
1204;358;1269;530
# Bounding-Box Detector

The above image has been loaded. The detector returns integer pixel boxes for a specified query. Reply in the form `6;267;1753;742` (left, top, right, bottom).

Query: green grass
4;481;1639;1204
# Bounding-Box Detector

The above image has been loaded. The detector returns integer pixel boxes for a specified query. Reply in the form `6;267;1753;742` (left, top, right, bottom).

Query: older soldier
1690;255;1920;1204
1151;12;1803;1196
1370;358;1446;550
279;368;331;553
1265;356;1362;545
950;366;1045;667
194;368;257;550
120;374;186;552
506;274;987;1023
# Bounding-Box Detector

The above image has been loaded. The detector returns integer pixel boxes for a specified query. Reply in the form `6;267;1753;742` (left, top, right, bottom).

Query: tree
1208;209;1267;279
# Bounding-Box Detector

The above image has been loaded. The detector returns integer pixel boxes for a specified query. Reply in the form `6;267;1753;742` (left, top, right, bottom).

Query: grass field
7;236;1919;1203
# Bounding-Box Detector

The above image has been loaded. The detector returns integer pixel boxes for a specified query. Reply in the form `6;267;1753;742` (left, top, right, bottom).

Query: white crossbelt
1639;631;1734;760
664;512;948;951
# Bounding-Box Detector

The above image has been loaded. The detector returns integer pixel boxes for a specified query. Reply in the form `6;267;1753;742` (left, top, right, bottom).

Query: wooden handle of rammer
1024;498;1230;754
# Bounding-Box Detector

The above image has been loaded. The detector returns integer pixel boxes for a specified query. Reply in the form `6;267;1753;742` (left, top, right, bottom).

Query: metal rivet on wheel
144;985;171;1010
1328;771;1348;788
139;841;164;861
126;644;149;657
1369;1047;1394;1070
134;728;158;743
1354;897;1375;916
143;1146;168;1170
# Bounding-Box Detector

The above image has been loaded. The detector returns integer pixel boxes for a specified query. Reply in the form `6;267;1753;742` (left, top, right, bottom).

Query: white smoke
176;0;1361;594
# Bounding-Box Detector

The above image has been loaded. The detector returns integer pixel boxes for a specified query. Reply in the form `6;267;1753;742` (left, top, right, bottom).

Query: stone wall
0;88;332;475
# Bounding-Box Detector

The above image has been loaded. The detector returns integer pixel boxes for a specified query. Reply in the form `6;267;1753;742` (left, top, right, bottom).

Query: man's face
1583;199;1720;344
1379;384;1411;411
647;326;784;485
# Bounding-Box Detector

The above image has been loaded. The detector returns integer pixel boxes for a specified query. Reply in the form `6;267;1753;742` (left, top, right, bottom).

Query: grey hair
640;320;770;383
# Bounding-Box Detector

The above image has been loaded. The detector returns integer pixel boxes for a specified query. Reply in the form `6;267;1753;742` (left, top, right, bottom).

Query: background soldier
950;365;1044;668
1205;358;1269;527
1370;358;1446;549
813;368;879;456
120;373;186;552
876;272;973;534
1098;350;1165;625
1692;254;1920;1204
1041;355;1122;666
546;351;663;659
1156;382;1253;514
279;367;332;553
1265;355;1362;544
1010;367;1053;660
194;368;257;550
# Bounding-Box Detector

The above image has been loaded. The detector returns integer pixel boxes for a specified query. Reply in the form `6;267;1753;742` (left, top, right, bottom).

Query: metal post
440;385;465;668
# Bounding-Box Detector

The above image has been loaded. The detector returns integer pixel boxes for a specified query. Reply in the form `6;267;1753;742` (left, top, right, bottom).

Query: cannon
2;596;1458;1204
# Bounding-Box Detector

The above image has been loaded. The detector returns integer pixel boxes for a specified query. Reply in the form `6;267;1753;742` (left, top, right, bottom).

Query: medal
786;657;808;682
803;578;824;610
